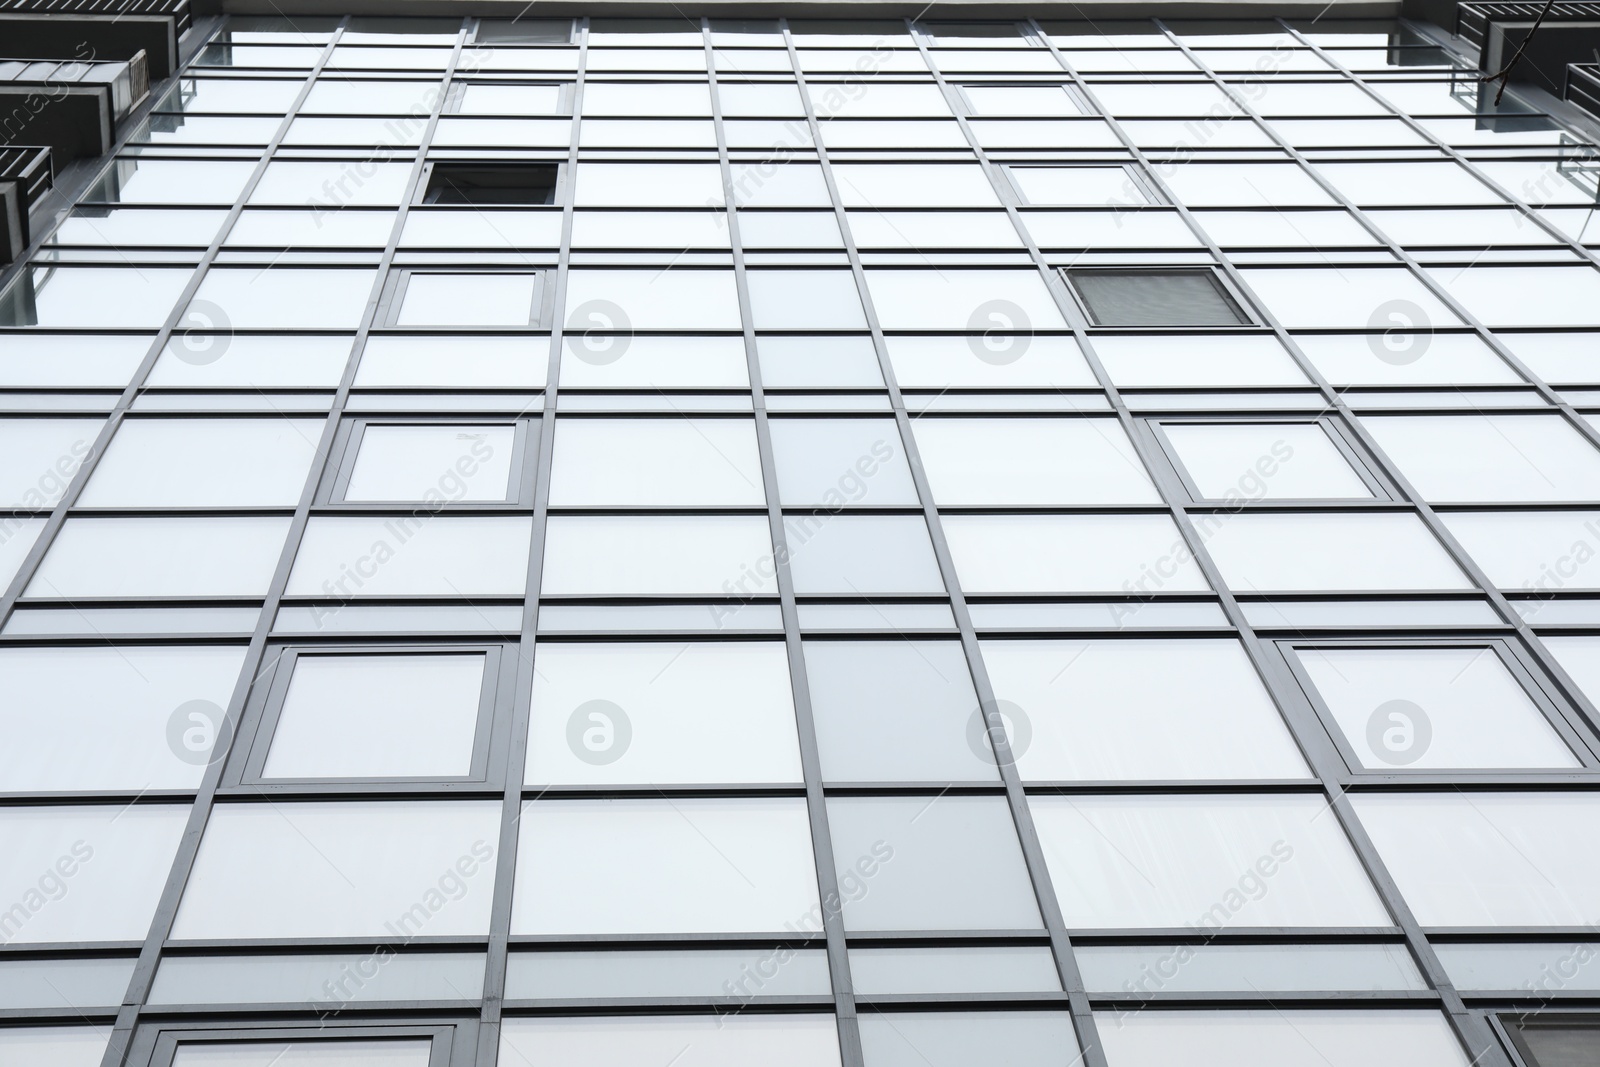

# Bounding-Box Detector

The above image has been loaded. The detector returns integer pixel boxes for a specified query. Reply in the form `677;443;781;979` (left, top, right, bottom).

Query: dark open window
1065;267;1253;327
1504;1015;1600;1067
421;163;558;205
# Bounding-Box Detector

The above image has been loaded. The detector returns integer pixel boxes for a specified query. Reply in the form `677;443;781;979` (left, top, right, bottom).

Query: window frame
1272;636;1596;777
1145;415;1392;503
1062;266;1257;328
414;161;563;205
320;416;536;506
129;1019;471;1067
224;642;513;790
378;268;550;328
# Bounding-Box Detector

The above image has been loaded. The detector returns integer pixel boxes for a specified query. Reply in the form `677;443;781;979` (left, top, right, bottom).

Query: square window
805;640;991;782
0;805;189;943
982;639;1310;781
1067;268;1252;327
172;801;501;939
912;417;1159;505
1032;795;1389;928
512;798;818;934
245;649;500;781
541;515;775;597
1287;644;1579;771
784;514;945;595
392;271;544;327
1158;421;1377;501
285;516;531;597
421;162;558;204
0;646;246;792
549;417;764;506
827;795;1042;930
336;422;523;503
526;642;801;785
80;417;321;507
28;517;291;598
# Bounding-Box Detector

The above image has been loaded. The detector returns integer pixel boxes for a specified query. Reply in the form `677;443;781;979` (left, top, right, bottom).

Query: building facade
2;4;1600;1066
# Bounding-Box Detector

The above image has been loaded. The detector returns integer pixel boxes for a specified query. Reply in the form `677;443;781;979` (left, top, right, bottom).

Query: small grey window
1503;1015;1600;1067
420;163;558;205
474;17;573;44
1066;268;1252;327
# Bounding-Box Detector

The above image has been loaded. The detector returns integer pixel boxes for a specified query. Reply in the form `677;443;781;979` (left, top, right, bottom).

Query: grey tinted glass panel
850;947;1061;994
860;1012;1078;1067
505;948;831;999
149;952;485;1004
0;957;136;1009
1077;943;1426;993
1436;943;1600;992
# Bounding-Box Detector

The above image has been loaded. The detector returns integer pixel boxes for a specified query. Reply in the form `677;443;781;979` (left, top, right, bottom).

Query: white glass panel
570;210;728;248
346;424;516;502
190;268;378;329
1010;165;1141;205
0;418;100;508
264;653;486;779
851;946;1060;994
400;211;561;249
1443;511;1600;591
1298;647;1577;769
886;335;1097;389
1094;335;1310;388
0;806;188;943
769;419;917;506
526;642;801;785
459;82;562;113
549;418;763;505
1362;415;1600;501
859;1011;1075;1067
3;267;192;328
149;335;352;389
1204;513;1472;591
965;85;1081;115
28;517;290;597
1239;268;1460;329
173;801;501;939
784;514;944;595
1032;795;1389;927
0;1027;110;1067
560;334;748;388
1354;793;1600;926
1164;163;1334;208
1099;1010;1469;1067
500;1016;841;1067
1079;943;1425;993
80;418;320;507
1542;635;1600;709
983;639;1310;781
913;418;1159;505
542;515;775;596
845;210;1021;249
512;798;818;933
250;162;413;207
564;270;741;329
747;270;866;328
171;1040;432;1066
574;163;725;206
1163;422;1373;500
285;516;531;596
356;335;547;389
0;958;136;1010
944;514;1210;594
832;164;1001;208
397;273;539;327
505;948;830;998
0;646;246;791
864;270;1067;330
1436;942;1600;992
150;952;484;1005
1296;334;1519;386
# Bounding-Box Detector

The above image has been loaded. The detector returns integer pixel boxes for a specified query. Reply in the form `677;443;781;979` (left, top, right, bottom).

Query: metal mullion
780;20;1109;1067
705;23;864;1067
946;20;1509;1062
95;18;481;1067
1042;22;1512;1062
471;17;589;1067
1157;22;1600;770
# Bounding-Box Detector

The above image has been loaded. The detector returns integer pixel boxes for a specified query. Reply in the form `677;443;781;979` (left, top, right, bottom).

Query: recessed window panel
500;1017;841;1067
525;642;801;785
1353;793;1600;926
1162;421;1374;500
1069;268;1251;327
1098;1010;1469;1067
1204;513;1472;592
542;515;775;597
421;163;558;205
550;417;763;505
1295;645;1577;770
805;640;990;782
512;798;818;934
827;795;1042;930
396;272;542;327
1033;794;1389;928
28;517;290;598
944;514;1210;594
860;1012;1076;1067
913;417;1158;504
172;800;501;939
261;652;490;779
768;418;917;506
1361;415;1600;501
0;805;188;943
286;516;530;597
80;417;319;507
344;423;518;502
982;639;1310;781
784;514;945;595
0;646;246;792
